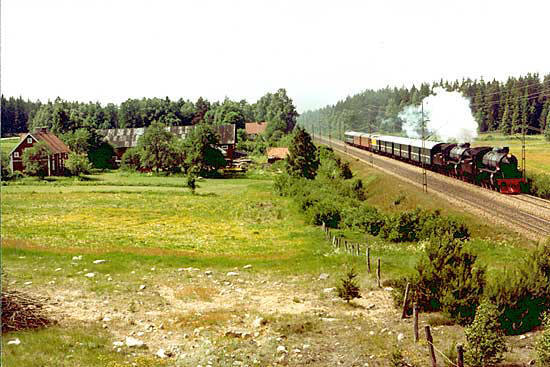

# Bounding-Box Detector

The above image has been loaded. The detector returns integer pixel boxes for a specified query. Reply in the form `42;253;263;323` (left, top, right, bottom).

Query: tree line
0;89;298;140
298;73;550;139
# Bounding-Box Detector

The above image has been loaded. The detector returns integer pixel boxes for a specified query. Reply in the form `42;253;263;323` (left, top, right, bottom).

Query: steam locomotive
344;131;525;194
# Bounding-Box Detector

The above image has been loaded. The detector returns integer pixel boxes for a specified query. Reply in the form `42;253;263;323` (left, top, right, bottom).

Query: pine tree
336;268;361;303
465;302;506;367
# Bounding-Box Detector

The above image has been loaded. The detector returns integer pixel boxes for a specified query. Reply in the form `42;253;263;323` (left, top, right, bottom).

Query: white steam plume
399;87;478;143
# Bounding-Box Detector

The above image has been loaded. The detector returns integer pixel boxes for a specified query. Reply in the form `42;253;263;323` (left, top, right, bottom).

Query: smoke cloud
399;87;478;143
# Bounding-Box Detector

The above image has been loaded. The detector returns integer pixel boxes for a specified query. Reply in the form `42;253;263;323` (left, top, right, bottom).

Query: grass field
1;136;19;155
1;169;542;366
473;133;550;174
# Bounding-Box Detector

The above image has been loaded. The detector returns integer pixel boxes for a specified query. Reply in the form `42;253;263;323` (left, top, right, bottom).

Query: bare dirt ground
35;265;539;367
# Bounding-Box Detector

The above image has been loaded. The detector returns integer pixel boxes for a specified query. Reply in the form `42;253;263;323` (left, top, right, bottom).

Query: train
344;131;525;194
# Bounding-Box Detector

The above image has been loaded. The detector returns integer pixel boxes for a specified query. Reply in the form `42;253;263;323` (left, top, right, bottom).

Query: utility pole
329;120;332;147
369;120;374;167
421;101;428;193
522;120;526;180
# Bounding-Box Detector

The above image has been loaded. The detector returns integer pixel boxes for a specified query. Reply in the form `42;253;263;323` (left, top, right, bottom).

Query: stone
55;268;62;272
383;287;394;292
226;272;239;277
252;317;266;328
318;273;330;280
24;281;32;286
84;273;95;278
367;304;376;310
369;331;375;336
321;317;337;322
323;287;335;293
139;285;146;290
93;260;107;264
103;316;111;322
156;348;167;358
7;338;21;346
397;333;405;343
72;256;82;261
519;335;527;340
243;264;252;269
125;337;146;348
205;270;213;276
113;341;124;347
277;345;287;354
303;344;310;350
137;331;144;337
225;329;251;339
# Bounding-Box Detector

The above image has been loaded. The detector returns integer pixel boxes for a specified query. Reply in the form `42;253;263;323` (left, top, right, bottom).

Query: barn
245;122;267;139
9;128;70;176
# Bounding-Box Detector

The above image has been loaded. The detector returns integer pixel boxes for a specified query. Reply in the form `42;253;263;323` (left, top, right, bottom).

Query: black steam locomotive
344;131;525;194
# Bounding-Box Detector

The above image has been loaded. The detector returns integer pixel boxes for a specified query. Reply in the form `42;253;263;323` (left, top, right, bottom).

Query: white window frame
14;151;20;158
27;137;33;144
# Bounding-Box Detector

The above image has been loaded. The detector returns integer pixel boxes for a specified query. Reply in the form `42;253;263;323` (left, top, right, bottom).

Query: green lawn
473;133;550;174
1;136;19;155
1;169;537;366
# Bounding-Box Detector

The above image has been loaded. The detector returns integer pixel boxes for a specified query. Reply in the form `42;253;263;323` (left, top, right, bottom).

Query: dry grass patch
171;309;235;330
174;285;216;302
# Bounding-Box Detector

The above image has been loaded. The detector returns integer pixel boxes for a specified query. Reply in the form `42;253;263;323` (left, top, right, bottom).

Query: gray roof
98;124;236;148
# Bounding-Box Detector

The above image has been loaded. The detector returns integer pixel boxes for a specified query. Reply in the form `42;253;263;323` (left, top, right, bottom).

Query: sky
2;0;549;113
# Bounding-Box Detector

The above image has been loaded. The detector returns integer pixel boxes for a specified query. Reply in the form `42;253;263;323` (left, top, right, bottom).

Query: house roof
98;124;236;148
11;129;70;155
245;122;267;135
267;147;289;159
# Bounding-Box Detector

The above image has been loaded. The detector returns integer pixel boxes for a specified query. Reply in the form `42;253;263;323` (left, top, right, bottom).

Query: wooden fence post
401;282;410;319
366;247;371;273
457;344;464;367
413;303;419;343
377;258;381;288
425;326;437;367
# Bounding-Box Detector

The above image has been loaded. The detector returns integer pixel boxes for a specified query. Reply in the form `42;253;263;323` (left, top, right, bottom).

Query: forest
298;73;550;139
0;88;298;140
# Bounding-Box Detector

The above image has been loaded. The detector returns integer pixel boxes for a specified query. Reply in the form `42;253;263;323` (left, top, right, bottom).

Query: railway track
316;136;550;240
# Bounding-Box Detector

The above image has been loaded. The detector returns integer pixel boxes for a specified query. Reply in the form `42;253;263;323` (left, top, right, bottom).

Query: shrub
65;152;92;177
89;142;115;169
1;153;12;180
487;241;550;334
336;268;361;303
464;302;506;367
412;237;485;324
22;141;51;178
306;197;342;228
121;147;142;171
341;205;384;236
380;209;424;242
417;214;470;241
528;172;550;199
536;312;550;365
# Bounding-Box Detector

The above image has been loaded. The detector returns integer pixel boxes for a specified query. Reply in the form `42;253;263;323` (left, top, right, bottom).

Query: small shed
9;128;70;176
267;147;289;163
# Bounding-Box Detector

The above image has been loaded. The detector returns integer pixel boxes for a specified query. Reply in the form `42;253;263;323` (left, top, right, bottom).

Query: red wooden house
9;128;70;176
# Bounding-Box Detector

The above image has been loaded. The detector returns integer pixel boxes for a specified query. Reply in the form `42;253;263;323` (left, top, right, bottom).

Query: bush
121;147;142;171
89;142;115;169
336;268;361;303
411;237;485;324
341;205;384;236
1;153;12;180
528;172;550;199
464;302;506;367
22;141;51;178
487;241;550;334
306;197;342;228
536;312;550;365
65;152;92;177
380;209;425;242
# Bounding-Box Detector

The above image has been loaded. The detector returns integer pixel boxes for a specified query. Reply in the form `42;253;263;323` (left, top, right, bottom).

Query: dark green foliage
183;124;226;176
22;141;51;178
60;128;91;154
65;153;92;177
120;147;142;171
1;95;41;137
285;127;319;180
389;346;409;367
380;209;469;243
305;198;342;228
341;205;384;235
336;268;361;303
255;88;299;138
536;312;550;365
1;153;12;179
486;241;550;335
137;121;179;173
88;142;115;169
464;302;506;367
411;237;485;325
527;172;550;199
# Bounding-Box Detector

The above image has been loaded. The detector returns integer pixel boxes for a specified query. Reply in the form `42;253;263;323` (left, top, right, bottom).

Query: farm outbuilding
245;122;267;139
266;147;289;163
9;128;70;176
98;124;237;165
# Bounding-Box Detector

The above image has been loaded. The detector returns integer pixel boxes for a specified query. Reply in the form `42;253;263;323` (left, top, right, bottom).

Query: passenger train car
344;131;525;194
